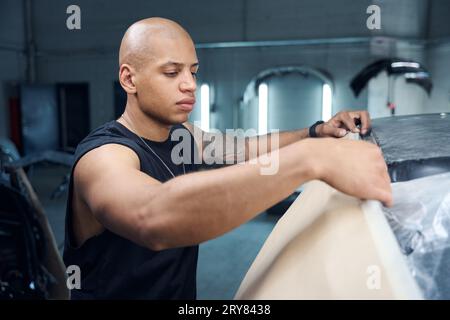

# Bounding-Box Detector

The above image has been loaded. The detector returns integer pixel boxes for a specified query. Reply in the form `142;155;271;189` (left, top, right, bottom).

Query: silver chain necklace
120;115;186;178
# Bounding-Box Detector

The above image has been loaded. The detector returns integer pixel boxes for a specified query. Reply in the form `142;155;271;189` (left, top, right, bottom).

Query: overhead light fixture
391;62;420;69
201;84;210;131
322;83;332;122
258;83;268;135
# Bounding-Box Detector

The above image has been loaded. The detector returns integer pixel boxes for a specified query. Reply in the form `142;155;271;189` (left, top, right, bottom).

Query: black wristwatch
309;120;325;138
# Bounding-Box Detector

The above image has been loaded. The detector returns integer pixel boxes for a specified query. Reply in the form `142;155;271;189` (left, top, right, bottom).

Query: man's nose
179;71;197;92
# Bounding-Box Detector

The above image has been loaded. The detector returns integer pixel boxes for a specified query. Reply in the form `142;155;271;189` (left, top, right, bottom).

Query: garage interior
1;0;450;300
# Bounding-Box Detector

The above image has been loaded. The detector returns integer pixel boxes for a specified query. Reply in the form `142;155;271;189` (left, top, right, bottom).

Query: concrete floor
29;163;279;299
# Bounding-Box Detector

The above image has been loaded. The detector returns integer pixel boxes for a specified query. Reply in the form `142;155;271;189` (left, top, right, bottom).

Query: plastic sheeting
383;172;450;299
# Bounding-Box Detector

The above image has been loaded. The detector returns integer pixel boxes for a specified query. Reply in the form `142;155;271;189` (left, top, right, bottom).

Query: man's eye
165;72;178;77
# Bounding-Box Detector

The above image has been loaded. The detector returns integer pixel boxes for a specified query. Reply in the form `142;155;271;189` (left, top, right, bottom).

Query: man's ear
119;64;137;94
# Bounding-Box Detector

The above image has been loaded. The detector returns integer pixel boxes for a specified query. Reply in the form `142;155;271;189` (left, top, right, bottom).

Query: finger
379;188;393;207
378;171;393;207
322;123;347;137
354;111;371;135
361;184;392;207
339;112;359;133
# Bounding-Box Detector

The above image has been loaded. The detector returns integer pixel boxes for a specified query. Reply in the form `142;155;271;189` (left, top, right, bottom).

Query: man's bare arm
245;110;373;160
183;122;308;164
75;138;392;252
245;128;309;161
184;110;373;164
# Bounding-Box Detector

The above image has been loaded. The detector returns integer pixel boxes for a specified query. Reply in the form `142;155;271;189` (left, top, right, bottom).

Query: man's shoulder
77;121;124;147
72;121;141;174
72;142;141;197
75;121;138;158
76;143;140;174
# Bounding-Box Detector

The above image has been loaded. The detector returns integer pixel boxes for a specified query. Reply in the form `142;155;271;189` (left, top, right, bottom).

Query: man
63;17;392;299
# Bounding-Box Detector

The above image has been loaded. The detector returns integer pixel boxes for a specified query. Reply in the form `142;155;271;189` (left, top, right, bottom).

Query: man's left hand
316;110;371;138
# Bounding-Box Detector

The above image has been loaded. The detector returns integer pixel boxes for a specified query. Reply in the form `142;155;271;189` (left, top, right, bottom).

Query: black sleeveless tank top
63;120;200;299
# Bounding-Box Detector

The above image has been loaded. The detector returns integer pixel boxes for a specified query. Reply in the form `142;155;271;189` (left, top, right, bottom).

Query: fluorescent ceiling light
322;83;332;122
391;62;420;69
258;83;268;135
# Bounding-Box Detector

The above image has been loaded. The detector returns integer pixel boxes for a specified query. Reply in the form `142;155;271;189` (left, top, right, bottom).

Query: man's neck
118;103;172;142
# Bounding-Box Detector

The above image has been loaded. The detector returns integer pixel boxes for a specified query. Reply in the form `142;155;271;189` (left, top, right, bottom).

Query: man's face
134;35;199;125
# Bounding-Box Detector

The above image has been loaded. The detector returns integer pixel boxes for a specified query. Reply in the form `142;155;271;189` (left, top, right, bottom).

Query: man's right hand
306;138;393;207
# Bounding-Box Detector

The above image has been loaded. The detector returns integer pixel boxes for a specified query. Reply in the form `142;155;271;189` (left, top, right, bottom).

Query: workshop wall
1;0;449;139
0;0;26;139
194;44;371;131
31;0;377;131
427;43;450;113
426;0;450;114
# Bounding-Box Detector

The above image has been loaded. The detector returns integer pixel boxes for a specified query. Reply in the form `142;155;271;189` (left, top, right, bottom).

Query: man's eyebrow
160;61;199;68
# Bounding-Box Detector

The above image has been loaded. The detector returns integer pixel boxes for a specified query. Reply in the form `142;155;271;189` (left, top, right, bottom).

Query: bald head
119;17;193;69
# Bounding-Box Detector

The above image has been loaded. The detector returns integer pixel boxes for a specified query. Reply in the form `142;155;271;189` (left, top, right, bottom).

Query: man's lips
176;98;196;111
177;98;196;105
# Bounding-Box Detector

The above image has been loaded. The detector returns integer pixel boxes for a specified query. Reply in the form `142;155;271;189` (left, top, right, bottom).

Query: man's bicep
74;144;162;245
